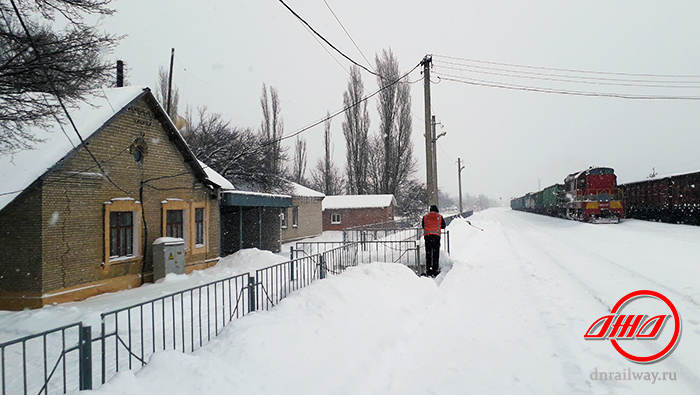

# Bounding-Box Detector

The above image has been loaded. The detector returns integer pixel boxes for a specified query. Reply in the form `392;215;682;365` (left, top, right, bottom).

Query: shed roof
290;181;325;198
322;194;396;210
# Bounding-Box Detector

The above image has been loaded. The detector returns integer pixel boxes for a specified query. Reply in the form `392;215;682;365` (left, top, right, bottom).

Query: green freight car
538;184;564;216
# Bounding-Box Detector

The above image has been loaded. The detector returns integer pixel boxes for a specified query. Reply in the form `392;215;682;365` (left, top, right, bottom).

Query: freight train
511;167;625;223
620;170;700;225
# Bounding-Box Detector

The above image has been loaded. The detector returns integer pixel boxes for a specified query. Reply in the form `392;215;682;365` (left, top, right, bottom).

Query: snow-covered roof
198;160;235;190
0;86;149;212
322;194;396;210
290;182;325;198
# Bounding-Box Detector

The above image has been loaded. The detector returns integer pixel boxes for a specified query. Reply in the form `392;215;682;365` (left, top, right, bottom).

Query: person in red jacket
422;205;446;277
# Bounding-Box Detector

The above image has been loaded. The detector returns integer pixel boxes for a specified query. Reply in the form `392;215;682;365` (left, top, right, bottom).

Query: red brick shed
322;195;396;231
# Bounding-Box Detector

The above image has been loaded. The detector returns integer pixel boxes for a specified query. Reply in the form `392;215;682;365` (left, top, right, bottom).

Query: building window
104;198;141;264
166;210;184;238
110;211;133;257
331;213;341;224
281;208;288;228
195;208;205;246
292;206;299;228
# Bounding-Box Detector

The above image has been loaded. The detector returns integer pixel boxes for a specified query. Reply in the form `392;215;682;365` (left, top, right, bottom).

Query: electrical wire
433;54;700;79
322;0;374;72
434;60;700;86
437;73;700;100
434;62;700;89
276;0;380;78
8;0;134;194
263;62;421;146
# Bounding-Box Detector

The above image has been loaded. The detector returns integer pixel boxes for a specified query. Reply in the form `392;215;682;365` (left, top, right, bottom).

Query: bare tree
291;135;307;185
0;0;120;155
311;113;343;195
374;48;417;196
155;66;182;127
260;84;286;179
182;107;287;192
342;65;370;194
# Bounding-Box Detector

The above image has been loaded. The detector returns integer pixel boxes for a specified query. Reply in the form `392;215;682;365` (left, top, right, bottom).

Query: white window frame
331;213;341;224
292;206;299;228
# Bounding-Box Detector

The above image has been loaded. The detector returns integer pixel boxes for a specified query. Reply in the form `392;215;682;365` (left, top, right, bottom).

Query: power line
322;0;375;72
265;62;422;146
433;54;700;79
434;62;700;89
438;73;700;100
276;0;380;78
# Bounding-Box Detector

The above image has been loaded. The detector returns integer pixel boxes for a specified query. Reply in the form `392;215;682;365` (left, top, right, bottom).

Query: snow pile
91;263;443;395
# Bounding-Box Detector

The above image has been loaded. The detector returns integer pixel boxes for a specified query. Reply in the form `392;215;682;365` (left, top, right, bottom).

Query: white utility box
153;237;185;281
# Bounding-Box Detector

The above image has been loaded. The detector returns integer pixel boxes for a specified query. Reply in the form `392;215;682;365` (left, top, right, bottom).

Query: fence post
248;276;256;312
79;325;93;390
289;246;295;281
447;230;450;254
416;244;421;275
319;255;326;279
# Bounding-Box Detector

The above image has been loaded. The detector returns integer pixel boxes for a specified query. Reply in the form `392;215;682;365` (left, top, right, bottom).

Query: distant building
322;195;396;231
281;182;325;243
0;87;222;310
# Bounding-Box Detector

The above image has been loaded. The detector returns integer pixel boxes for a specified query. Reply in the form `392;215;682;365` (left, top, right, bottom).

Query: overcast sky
100;0;700;203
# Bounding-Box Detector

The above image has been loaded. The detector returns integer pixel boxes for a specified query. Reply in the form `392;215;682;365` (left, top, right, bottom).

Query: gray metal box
153;237;186;281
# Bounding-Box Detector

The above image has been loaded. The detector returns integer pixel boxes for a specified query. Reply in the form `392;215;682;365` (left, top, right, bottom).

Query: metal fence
1;232;428;394
0;322;91;395
99;273;250;385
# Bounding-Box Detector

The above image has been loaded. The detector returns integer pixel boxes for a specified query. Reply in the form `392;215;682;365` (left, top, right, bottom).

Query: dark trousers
424;234;441;276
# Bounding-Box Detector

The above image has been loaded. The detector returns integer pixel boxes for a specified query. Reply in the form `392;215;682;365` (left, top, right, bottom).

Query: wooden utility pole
458;158;465;213
166;48;175;117
422;55;438;207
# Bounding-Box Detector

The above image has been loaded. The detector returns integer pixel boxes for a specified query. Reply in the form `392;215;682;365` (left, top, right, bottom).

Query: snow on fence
0;238;423;394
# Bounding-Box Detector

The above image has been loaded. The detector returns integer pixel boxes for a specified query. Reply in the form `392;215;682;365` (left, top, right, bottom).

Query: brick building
280;182;325;243
322;195;396;231
0;87;222;310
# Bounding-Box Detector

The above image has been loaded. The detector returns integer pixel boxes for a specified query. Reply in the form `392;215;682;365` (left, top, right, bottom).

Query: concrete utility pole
458;158;465;213
422;55;438;207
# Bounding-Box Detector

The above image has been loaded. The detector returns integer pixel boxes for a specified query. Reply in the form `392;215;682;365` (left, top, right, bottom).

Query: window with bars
195;208;205;246
166;210;184;239
110;211;133;257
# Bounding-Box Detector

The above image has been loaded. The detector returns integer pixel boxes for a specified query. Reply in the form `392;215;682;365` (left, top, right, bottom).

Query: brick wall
0;183;43;302
322;205;394;231
281;197;323;242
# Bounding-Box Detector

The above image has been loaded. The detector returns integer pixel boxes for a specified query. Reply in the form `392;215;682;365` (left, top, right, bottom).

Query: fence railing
99;273;250;385
1;232;430;394
0;322;91;395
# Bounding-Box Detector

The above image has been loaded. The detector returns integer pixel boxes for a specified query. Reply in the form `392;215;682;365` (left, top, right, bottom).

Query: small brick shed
322;194;396;231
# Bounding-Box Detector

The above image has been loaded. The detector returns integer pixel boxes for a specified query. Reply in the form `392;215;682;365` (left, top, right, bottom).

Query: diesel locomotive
511;166;625;223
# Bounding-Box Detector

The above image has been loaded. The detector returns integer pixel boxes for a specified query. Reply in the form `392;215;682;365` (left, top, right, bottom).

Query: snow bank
90;263;443;395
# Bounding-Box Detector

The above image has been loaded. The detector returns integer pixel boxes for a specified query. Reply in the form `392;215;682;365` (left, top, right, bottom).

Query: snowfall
1;208;699;394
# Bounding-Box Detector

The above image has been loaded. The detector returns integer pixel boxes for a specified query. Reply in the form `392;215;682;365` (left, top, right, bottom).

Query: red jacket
422;212;446;236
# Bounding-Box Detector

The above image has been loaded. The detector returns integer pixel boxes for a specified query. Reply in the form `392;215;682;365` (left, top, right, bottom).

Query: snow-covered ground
3;208;700;394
